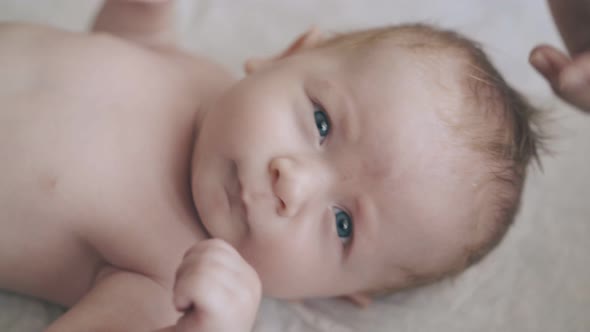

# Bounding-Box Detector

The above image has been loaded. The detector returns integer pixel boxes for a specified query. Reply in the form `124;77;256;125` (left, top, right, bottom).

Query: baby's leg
92;0;177;47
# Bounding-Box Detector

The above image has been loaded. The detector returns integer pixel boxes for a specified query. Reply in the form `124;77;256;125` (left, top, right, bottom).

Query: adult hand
529;0;590;113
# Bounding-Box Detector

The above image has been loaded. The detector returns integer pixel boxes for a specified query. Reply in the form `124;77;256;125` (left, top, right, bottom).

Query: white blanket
1;1;589;331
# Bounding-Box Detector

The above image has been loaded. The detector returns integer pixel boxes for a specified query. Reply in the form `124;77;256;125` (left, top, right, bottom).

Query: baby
0;1;543;331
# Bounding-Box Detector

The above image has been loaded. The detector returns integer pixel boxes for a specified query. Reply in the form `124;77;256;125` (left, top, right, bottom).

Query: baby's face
191;45;480;299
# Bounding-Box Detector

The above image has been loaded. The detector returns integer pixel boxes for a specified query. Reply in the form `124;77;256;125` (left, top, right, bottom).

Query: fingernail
530;51;549;71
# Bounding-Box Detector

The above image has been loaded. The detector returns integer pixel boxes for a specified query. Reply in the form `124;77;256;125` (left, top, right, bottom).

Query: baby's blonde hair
316;24;544;291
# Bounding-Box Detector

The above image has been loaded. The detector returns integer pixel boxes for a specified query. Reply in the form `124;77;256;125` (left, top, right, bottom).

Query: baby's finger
173;262;220;313
173;241;245;311
529;44;571;90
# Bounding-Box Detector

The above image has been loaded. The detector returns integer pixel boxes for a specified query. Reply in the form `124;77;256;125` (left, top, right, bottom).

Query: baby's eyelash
311;100;331;144
334;206;353;245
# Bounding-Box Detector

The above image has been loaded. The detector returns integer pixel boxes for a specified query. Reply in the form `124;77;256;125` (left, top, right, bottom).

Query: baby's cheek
241;241;333;298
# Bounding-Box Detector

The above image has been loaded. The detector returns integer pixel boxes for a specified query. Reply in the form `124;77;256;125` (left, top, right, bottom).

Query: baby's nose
269;157;316;218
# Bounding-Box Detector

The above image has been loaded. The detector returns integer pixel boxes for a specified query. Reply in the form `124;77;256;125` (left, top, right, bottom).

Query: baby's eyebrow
314;78;359;144
348;196;371;253
337;90;360;144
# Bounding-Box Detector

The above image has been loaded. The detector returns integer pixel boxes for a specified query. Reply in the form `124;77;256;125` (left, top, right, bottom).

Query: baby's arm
92;0;176;47
46;268;178;332
47;240;261;332
529;0;590;112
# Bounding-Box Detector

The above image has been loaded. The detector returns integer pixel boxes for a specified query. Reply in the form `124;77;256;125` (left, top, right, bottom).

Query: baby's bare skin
0;21;231;329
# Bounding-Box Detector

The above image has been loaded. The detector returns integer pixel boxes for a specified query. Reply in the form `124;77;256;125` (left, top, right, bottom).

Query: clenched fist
173;239;262;332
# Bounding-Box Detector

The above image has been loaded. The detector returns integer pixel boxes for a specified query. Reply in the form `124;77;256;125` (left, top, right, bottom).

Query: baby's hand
173;239;262;332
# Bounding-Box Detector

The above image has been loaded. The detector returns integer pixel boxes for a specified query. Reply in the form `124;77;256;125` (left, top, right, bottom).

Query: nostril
279;198;286;211
276;197;289;217
271;167;280;184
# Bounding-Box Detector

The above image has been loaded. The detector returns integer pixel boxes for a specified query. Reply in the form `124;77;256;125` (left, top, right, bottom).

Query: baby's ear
341;292;372;308
244;26;324;74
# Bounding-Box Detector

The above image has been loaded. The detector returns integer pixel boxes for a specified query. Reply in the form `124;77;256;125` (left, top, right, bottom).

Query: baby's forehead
346;150;483;291
353;143;484;277
340;50;466;136
328;48;484;276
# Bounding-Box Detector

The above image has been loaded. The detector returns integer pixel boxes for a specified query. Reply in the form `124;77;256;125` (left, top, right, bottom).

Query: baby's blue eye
334;208;353;243
313;103;330;142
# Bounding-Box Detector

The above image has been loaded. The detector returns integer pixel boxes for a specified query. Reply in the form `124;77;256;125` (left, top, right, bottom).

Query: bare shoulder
0;22;217;306
0;22;234;96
